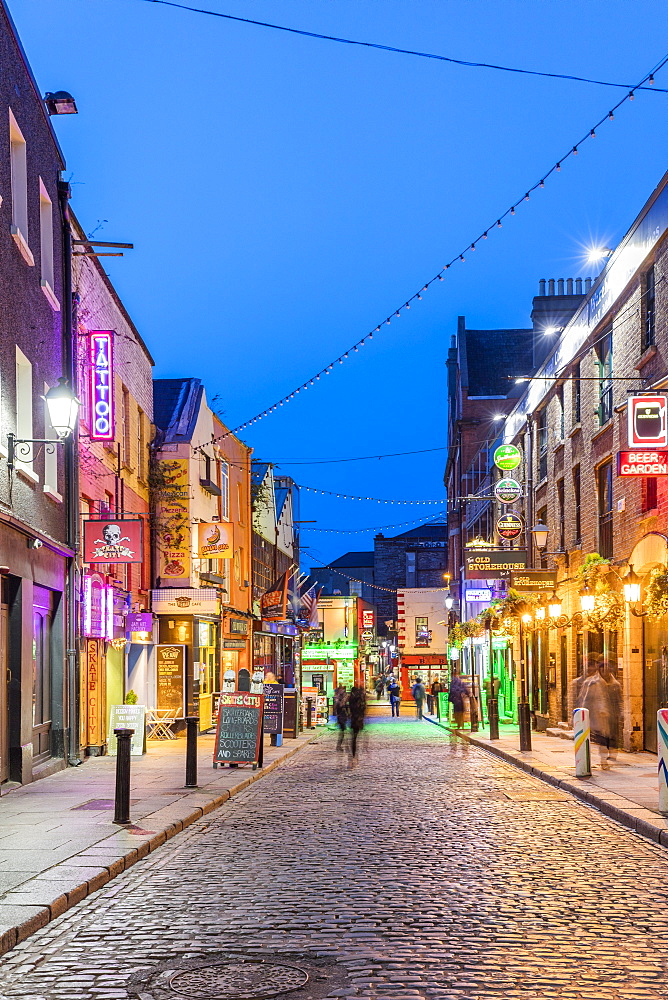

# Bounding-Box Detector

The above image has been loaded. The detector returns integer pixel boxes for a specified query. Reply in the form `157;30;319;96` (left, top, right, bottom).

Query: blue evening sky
9;0;668;568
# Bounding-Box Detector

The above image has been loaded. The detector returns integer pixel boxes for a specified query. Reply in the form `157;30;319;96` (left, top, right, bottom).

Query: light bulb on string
590;129;596;138
539;180;545;188
556;162;561;171
497;219;502;228
524;193;530;201
510;206;516;215
608;111;614;120
572;146;578;154
460;255;465;262
629;90;635;100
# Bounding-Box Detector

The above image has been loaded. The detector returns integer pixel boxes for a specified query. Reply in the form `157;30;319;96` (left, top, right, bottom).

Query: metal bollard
573;707;591;778
113;729;133;824
306;699;313;730
185;716;199;788
658;709;668;812
488;697;500;741
518;702;532;752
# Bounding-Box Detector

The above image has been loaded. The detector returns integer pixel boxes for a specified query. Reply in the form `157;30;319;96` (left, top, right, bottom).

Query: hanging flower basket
645;567;668;621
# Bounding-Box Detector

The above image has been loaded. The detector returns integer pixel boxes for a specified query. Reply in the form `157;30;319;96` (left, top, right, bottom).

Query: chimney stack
538;279;546;295
566;278;573;294
557;278;564;295
584;277;592;292
575;278;582;294
548;279;555;295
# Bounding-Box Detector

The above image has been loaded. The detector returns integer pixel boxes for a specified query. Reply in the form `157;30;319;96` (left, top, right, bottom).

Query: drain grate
168;961;308;999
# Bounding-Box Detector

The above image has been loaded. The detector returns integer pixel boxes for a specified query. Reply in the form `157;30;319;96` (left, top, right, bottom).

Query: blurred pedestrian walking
387;676;401;717
578;654;617;768
374;676;385;700
348;685;367;766
412;677;427;720
448;669;471;729
333;685;349;751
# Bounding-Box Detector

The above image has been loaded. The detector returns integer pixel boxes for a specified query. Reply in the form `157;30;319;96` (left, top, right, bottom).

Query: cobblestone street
0;717;667;1000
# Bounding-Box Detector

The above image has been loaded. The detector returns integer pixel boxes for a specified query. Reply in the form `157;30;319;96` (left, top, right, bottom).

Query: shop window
406;551;416;587
573;466;581;546
557;386;565;441
137;409;146;480
43;387;60;499
572;362;581;424
597;461;613;559
643;265;656;351
9;109;32;264
596;327;613;426
537;506;548;567
221;461;229;519
38;179;57;309
643;476;658;512
122;387;131;467
537;408;548;480
557;478;565;551
15;346;34;475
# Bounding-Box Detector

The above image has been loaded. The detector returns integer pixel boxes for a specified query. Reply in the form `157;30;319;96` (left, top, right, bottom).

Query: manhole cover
169;961;309;999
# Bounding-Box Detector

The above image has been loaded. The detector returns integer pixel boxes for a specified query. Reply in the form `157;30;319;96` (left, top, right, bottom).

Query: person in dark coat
347;685;367;765
387;676;401;717
333;685;349;751
448;669;471;729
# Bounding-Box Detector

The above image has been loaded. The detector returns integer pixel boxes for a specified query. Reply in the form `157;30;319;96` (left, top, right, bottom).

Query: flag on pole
260;572;289;620
299;585;320;628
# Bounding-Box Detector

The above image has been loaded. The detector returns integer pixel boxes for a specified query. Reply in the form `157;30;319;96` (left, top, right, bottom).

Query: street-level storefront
0;519;71;784
301;644;357;698
253;620;299;686
151;589;221;731
401;654;448;696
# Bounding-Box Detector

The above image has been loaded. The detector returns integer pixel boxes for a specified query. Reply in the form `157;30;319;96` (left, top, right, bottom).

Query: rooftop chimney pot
575;278;582;294
557;279;564;295
548;279;555;295
539;279;546;295
566;278;573;294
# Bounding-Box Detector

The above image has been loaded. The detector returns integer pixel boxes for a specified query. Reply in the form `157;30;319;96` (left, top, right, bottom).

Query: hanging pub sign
465;549;527;580
617;450;668;476
198;521;234;558
510;570;557;592
496;512;524;540
89;331;115;441
627;395;668;448
494;478;523;504
83;517;143;563
494;444;522;471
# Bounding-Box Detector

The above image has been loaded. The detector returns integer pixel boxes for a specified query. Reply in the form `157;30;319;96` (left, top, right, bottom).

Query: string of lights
303;511;448;534
270;445;447;465
194;51;668;455
133;0;667;93
300;485;446;504
303;550;398;594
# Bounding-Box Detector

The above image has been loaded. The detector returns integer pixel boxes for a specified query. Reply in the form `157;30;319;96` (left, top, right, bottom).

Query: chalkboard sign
108;705;146;756
213;692;264;766
156;645;185;714
262;683;284;735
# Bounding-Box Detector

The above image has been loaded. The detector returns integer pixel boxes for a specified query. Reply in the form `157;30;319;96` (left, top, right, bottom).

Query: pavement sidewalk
0;728;317;956
425;714;668;848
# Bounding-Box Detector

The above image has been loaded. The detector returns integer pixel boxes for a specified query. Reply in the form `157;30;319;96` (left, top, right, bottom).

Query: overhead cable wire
269;445;448;465
194;51;668;454
131;0;667;93
300;485;446;504
303;511;448;534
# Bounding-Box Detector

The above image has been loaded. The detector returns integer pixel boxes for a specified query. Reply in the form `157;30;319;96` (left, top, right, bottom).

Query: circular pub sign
497;512;524;540
494;444;522;471
494;478;523;504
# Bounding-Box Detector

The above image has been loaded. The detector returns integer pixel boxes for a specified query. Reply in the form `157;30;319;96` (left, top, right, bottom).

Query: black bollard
488;697;500;741
518;702;532;751
306;699;313;730
113;729;133;824
469;676;479;733
185;716;199;788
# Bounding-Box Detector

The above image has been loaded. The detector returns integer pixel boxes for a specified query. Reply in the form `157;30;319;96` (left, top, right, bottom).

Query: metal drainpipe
58;180;81;765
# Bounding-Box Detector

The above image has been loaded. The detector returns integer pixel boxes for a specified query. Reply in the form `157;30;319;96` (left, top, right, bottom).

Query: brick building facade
496;170;668;752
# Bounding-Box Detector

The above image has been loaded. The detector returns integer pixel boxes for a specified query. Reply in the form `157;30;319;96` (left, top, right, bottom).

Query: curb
0;734;319;957
424;715;668;849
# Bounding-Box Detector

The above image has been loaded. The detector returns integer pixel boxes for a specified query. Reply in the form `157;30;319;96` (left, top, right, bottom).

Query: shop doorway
643;620;668;753
32;586;53;764
560;633;568;721
238;668;251;692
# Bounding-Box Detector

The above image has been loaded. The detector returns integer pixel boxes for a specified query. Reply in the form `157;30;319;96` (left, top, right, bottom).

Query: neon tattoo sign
90;331;114;440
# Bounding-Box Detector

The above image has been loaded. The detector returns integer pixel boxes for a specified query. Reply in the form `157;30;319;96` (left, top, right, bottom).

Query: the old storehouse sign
83;518;143;563
617;451;668;476
494;478;523;504
90;331;115;441
627;395;668;448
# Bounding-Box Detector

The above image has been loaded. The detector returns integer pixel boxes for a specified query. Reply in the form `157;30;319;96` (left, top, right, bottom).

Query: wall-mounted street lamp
531;522;550;551
548;591;562;618
579;586;596;613
444;595;454;611
8;378;80;471
586;246;613;265
623;565;641;603
44;91;78;115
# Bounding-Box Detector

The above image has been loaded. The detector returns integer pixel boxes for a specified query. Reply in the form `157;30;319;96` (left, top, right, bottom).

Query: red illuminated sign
362;609;374;629
617;451;668;476
627;395;668;448
90;331;114;441
83;518;144;563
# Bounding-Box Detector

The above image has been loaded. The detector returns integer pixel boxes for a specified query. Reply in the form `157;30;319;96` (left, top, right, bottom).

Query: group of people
332;685;367;765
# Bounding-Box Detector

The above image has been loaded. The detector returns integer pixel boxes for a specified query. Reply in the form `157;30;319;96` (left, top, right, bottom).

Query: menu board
108;705;146;756
214;692;264;766
156;644;185;714
262;683;284;735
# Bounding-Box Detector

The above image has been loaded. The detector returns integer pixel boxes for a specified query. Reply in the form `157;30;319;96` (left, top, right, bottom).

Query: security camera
0;566;9;575
28;538;43;549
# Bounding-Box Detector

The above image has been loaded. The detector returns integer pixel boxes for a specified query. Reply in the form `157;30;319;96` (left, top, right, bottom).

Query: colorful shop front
151;588;222;731
252;619;300;686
